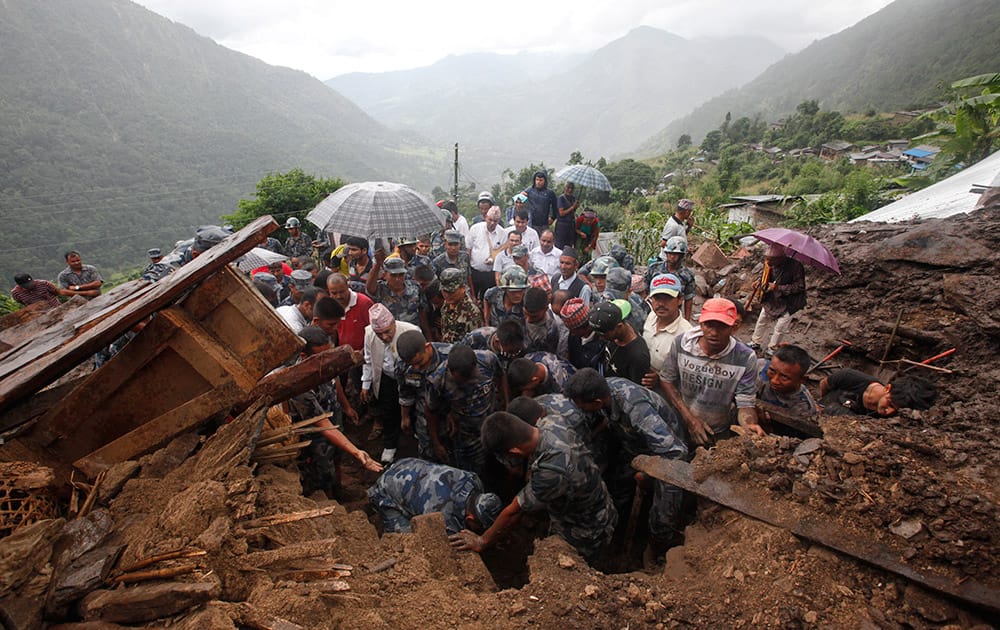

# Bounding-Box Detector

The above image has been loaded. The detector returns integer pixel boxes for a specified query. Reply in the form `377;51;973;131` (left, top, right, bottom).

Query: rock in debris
793;438;823;457
888;518;923;540
558;554;577;569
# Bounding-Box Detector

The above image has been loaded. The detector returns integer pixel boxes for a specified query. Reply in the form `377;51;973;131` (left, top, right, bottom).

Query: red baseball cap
699;298;738;326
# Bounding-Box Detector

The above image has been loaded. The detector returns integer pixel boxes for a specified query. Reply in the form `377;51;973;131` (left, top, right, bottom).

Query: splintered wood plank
168;396;269;485
631;455;1000;616
0;216;278;414
74;381;243;478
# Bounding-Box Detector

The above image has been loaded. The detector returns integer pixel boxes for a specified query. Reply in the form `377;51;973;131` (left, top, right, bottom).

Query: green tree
567;151;584;165
223;168;344;231
677;134;692;149
602;159;656;197
926;72;1000;165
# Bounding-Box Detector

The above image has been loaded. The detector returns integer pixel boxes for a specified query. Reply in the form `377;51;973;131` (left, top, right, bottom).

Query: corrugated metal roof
851;150;1000;223
903;148;935;158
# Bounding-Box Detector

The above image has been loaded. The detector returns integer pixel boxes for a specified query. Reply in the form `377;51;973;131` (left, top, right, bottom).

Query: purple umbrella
751;228;840;274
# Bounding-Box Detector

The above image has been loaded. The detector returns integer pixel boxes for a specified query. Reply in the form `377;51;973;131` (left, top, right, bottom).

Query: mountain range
635;0;1000;155
0;0;443;284
328;27;785;178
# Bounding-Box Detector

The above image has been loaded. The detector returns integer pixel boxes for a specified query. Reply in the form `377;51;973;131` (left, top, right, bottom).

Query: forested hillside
636;0;1000;155
0;0;441;285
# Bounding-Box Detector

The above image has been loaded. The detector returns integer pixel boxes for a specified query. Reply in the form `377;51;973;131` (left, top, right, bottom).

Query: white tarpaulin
851;150;1000;223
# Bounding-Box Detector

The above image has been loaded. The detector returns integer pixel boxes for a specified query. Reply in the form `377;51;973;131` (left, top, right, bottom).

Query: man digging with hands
659;298;764;446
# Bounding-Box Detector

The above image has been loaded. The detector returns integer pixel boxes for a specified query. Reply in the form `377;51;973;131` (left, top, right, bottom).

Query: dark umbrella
751;228;840;274
305;181;444;240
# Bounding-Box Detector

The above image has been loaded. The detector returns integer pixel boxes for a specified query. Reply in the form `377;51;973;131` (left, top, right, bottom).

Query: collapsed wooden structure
0;216;304;481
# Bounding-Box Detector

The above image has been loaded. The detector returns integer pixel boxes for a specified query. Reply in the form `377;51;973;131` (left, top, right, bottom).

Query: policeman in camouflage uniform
432;230;472;282
506;352;576;398
429;210;454;260
600;267;647;334
564;369;689;562
483;267;528;327
608;243;635;272
142;248;173;282
367;458;502;534
450;411;617;566
645;236;696;322
289;326;380;496
395;236;432;279
283;217;315;259
509;393;609;475
461;321;527;372
369;257;430;334
581;255;618;305
523;287;569;358
426;345;504;476
439;268;484;343
396;332;453;460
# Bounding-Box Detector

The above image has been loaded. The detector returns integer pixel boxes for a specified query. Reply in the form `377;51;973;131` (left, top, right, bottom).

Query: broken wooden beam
238;506;339;531
233;345;361;414
872;322;946;345
240;538;339;569
631;455;1000;615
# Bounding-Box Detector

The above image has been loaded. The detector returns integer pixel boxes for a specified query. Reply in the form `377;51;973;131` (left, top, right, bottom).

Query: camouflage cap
606;267;632;292
500;266;529;289
471;492;503;530
444;229;464;244
439;268;466;292
511;244;529;259
383;257;407;274
290;269;313;288
589;255;619;276
396;236;418;246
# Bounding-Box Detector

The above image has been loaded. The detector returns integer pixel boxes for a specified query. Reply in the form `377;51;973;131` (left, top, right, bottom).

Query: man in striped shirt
11;274;66;309
659;298;764;446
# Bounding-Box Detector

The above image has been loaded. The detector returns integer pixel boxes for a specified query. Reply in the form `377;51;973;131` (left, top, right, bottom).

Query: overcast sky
135;0;895;80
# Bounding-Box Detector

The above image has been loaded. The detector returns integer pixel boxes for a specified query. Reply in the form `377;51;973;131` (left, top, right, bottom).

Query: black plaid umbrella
305;181;444;240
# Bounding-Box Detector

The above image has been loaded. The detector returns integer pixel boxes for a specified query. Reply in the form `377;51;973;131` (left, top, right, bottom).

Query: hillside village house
721;195;809;228
820;140;855;160
902;145;941;170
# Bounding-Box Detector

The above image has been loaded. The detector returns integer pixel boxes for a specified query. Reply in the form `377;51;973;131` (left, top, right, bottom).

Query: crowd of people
9;177;938;569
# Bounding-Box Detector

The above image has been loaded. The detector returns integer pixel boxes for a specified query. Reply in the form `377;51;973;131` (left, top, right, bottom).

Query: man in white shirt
466;206;506;299
506;208;540;252
530;229;562;277
276;287;321;333
641;274;693;389
362;304;420;464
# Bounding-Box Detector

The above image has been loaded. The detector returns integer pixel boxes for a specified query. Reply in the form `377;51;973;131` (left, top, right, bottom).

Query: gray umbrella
305;181;444;240
553;164;613;192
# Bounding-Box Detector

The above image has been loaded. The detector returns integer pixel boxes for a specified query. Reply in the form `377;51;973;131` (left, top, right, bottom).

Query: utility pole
452;143;459;202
